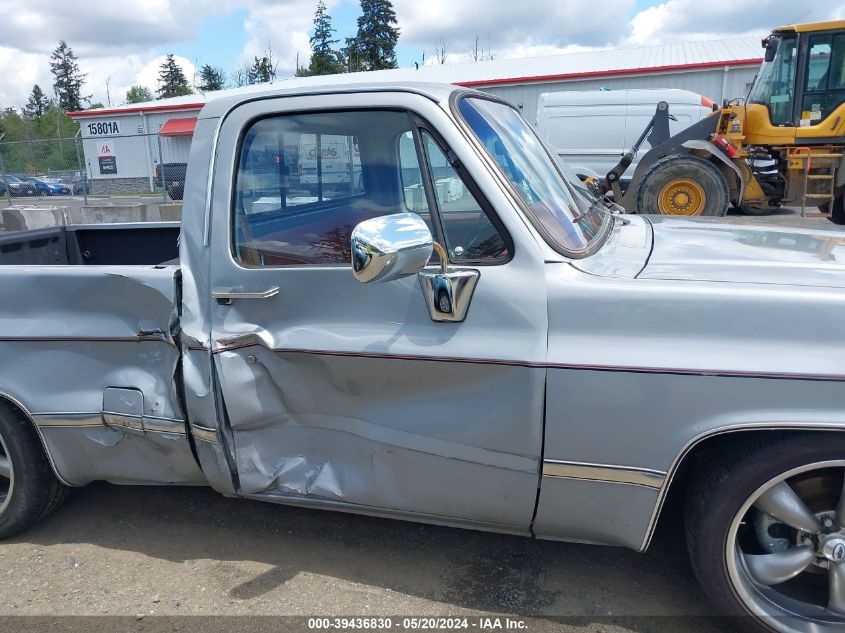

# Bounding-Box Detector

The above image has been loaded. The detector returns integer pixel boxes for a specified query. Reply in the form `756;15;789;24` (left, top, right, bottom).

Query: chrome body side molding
542;459;666;490
33;413;186;435
190;422;220;444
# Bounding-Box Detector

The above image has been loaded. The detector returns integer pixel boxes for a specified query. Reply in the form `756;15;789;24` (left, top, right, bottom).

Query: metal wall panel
481;66;758;127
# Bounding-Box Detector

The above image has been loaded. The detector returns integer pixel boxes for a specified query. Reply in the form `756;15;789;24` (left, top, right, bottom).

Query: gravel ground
0;206;837;633
0;483;726;633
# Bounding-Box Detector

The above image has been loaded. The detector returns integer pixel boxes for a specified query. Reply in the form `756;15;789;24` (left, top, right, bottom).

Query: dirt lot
0;208;838;633
0;483;727;633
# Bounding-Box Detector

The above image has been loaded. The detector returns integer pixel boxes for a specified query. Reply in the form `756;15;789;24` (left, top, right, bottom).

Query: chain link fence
0;132;187;205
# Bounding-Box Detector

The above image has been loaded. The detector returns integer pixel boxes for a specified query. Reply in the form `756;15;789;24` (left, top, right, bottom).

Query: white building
69;37;762;193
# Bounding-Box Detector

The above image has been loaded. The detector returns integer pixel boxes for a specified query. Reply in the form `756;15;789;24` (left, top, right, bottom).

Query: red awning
159;117;197;137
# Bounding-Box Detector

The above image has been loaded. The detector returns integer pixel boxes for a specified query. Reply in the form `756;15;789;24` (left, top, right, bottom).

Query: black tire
0;404;66;539
829;195;845;225
739;204;779;216
167;185;184;201
685;433;845;633
636;154;729;216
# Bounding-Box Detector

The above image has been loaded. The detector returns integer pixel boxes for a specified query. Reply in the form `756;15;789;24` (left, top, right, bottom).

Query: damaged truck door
206;92;550;529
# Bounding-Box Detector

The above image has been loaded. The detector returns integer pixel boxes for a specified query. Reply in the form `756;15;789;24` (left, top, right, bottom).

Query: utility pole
0;134;11;206
73;129;87;205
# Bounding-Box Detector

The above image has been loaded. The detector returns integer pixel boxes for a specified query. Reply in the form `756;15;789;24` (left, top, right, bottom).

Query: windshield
457;96;608;255
748;34;798;126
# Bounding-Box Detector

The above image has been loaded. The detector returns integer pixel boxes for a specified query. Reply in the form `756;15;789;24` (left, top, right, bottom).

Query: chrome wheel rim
0;431;13;514
727;461;845;632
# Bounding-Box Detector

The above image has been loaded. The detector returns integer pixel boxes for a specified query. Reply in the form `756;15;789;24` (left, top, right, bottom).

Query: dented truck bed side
0;265;203;486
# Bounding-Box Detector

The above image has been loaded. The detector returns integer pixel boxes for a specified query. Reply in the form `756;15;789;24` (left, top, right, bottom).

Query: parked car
535;88;715;181
23;176;71;196
0;83;843;633
154;162;187;200
0;175;38;197
71;173;90;195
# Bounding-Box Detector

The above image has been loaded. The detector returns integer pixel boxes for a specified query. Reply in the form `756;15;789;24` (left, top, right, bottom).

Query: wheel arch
642;424;845;552
0;391;73;487
679;140;745;205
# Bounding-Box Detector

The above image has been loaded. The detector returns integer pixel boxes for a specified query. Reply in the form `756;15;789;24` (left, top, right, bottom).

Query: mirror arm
431;242;449;274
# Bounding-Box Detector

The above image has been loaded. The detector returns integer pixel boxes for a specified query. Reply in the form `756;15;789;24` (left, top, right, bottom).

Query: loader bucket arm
604;101;672;197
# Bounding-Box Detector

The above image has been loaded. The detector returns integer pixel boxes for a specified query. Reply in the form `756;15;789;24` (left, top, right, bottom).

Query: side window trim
413;117;514;266
408;120;448;251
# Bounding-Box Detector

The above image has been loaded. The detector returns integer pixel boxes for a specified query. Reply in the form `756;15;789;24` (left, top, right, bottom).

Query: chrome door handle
212;287;279;304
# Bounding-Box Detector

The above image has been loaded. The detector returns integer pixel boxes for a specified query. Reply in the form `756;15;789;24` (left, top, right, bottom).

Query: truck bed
0;223;180;266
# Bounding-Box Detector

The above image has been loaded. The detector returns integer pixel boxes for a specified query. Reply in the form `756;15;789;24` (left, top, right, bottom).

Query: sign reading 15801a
86;121;120;136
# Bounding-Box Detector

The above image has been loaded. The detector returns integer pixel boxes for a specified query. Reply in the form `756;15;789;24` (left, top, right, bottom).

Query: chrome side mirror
351;213;433;284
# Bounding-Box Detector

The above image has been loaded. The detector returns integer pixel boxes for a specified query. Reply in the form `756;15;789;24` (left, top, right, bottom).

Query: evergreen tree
347;0;399;72
24;85;49;118
156;55;192;99
302;1;345;77
125;85;154;104
198;65;226;92
49;41;89;111
247;55;276;84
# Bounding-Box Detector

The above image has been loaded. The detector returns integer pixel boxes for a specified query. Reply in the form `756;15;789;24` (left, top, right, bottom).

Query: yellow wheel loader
606;20;845;223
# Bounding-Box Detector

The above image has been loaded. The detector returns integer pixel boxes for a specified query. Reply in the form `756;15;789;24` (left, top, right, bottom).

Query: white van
535;89;715;181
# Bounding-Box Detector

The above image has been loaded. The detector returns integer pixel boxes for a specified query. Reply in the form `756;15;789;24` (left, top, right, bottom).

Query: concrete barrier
159;203;182;222
73;203;151;224
0;206;68;231
1;201;182;228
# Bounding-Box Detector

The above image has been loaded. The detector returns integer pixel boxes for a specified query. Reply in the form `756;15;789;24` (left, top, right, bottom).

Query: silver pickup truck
1;83;843;633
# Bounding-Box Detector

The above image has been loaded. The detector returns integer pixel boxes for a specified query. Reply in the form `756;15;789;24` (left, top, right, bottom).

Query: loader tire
738;204;778;216
636;154;729;217
828;194;845;225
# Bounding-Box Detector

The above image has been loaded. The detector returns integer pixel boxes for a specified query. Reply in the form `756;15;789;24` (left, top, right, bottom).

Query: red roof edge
455;58;763;88
159;117;198;136
68;102;204;118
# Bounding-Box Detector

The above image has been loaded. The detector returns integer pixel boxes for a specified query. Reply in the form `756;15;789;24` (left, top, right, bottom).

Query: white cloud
396;0;635;57
625;0;845;46
1;0;844;110
0;0;219;108
628;5;669;46
0;0;221;56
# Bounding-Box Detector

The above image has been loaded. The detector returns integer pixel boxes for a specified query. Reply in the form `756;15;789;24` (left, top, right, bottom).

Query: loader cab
800;31;845;126
748;22;845;130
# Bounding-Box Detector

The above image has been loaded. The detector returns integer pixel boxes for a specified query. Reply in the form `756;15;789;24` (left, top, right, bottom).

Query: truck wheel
686;434;845;633
636;154;729;216
828;195;845;225
0;405;67;539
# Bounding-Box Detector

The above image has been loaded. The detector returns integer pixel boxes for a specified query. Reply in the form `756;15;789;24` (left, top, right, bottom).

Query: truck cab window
233;110;427;266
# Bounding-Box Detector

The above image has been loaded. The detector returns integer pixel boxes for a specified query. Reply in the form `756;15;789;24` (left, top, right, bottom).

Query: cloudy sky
1;0;843;109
